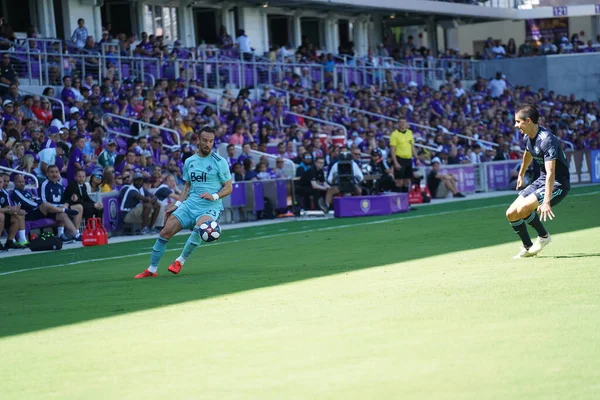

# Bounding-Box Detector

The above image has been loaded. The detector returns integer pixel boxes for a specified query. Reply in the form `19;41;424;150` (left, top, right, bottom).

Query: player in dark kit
506;104;570;258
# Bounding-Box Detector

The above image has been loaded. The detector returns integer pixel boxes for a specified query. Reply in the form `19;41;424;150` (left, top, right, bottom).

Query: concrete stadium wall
545;53;600;101
64;0;100;42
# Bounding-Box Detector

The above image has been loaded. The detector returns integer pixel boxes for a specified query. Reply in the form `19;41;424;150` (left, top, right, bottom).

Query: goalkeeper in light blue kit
134;126;232;278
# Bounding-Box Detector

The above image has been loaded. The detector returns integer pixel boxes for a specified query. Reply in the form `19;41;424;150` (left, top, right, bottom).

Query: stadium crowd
1;18;599;250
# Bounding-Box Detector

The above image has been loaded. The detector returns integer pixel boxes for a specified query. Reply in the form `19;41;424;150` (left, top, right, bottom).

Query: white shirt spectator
492;45;506;58
436;124;450;134
368;56;380;68
36;148;59;177
177;104;189;117
469;150;481;164
487;78;507;98
586;113;597;124
560;40;573;53
236;35;252;53
454;86;466;98
277;45;293;59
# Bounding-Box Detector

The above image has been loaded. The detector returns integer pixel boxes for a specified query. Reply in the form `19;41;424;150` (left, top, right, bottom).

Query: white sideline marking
1;190;598;277
0;204;501;276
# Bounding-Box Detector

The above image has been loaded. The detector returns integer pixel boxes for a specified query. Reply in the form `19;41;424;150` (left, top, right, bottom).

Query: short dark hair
516;104;540;124
46;164;59;174
199;126;215;135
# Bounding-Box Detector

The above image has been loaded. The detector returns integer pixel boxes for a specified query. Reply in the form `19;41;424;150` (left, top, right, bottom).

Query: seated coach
41;165;84;233
64;168;104;221
11;174;81;242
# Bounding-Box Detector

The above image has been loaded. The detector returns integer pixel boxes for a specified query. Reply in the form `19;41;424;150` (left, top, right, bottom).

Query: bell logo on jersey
190;171;207;183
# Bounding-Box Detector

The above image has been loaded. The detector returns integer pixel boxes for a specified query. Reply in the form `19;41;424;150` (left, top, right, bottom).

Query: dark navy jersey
40;180;65;206
522;126;570;185
119;185;147;212
11;189;42;211
370;159;390;175
153;184;173;201
0;188;12;208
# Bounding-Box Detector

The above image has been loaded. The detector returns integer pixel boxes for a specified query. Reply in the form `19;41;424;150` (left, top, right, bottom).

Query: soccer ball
198;220;221;242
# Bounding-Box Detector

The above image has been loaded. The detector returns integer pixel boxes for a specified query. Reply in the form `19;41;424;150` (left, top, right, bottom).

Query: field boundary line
1;190;598;277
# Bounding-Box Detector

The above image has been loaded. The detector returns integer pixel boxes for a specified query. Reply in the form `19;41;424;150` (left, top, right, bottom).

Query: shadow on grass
0;186;598;338
539;253;600;259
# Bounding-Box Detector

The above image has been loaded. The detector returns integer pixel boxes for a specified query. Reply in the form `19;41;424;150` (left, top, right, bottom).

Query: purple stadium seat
144;64;158;79
116;138;128;149
120;63;130;79
163;65;176;79
25;218;58;235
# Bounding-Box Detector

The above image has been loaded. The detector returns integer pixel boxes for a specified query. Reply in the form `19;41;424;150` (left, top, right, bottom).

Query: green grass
1;186;599;399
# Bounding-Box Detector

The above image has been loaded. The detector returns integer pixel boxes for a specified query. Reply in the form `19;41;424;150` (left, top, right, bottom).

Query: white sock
58;227;65;236
176;256;187;266
74;232;81;239
147;265;158;273
62;208;67;213
17;230;26;243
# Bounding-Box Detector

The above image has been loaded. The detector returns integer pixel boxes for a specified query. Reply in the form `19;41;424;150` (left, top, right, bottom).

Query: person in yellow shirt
389;116;416;192
179;116;195;138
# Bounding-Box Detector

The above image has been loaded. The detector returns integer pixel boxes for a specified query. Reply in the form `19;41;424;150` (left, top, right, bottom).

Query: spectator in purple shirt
150;136;163;166
429;92;445;118
61;76;76;107
226;144;238;170
67;136;86;181
135;32;153;57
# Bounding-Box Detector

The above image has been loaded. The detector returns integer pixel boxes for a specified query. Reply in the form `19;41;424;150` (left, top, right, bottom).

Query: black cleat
4;241;27;250
59;234;74;243
65;208;79;216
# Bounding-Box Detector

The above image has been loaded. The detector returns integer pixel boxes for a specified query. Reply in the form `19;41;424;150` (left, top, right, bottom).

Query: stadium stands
1;6;599;251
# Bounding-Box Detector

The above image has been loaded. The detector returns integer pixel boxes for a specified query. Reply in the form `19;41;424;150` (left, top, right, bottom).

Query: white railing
100;113;181;148
0;166;40;189
0;83;66;122
282;111;348;140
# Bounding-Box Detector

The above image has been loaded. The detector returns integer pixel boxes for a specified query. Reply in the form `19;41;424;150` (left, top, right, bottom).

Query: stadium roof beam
268;0;600;20
243;0;521;20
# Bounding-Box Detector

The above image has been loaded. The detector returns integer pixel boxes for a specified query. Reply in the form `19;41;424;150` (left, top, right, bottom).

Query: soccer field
1;186;599;399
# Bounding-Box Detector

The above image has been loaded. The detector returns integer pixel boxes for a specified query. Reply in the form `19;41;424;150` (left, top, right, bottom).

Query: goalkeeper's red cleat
168;260;182;275
134;270;158;279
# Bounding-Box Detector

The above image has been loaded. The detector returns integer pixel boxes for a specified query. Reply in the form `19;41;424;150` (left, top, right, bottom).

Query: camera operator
319;151;364;213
